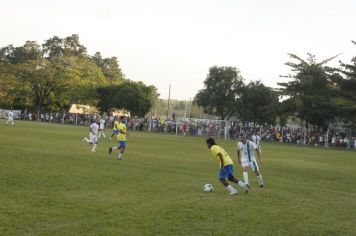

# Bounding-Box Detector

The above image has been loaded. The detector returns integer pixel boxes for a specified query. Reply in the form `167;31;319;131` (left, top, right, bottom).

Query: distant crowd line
16;112;356;150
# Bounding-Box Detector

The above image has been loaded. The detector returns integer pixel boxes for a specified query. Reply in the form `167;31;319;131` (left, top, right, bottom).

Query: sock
98;133;101;138
226;185;236;192
237;181;246;189
118;153;123;159
112;147;118;151
91;144;97;151
243;171;249;185
102;132;106;138
257;175;263;185
83;137;89;143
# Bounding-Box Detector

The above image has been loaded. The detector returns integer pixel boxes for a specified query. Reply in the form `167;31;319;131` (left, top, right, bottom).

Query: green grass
0;121;355;236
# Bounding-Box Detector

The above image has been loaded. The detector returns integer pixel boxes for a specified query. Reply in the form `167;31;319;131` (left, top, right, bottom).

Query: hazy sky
1;0;355;99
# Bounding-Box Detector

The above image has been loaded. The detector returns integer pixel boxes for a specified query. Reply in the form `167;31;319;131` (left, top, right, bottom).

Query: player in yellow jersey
206;137;249;195
109;116;128;160
110;117;120;140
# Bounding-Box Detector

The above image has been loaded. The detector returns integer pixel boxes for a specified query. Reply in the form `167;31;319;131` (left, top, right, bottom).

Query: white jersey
90;122;99;135
237;140;258;162
251;135;261;146
99;118;105;129
7;111;14;121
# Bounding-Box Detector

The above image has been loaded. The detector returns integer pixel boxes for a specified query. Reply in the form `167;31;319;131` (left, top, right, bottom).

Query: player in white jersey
237;133;264;188
251;132;262;153
98;116;106;138
83;118;99;152
6;110;15;126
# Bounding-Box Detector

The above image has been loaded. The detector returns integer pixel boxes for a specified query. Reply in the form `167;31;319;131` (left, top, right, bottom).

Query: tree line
195;41;356;130
0;34;159;117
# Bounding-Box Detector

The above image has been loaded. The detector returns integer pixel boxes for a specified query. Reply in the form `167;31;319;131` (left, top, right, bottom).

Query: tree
97;80;159;117
278;53;338;130
239;81;280;126
42;34;87;59
332;41;356;126
0;41;42;64
92;52;124;83
195;66;244;120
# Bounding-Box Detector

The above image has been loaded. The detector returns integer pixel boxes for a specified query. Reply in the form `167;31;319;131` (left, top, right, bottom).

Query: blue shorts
118;141;126;148
218;165;234;179
112;130;119;135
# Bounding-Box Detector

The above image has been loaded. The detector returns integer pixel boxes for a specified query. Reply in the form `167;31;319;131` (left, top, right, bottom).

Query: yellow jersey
210;145;233;167
113;121;119;130
117;123;127;141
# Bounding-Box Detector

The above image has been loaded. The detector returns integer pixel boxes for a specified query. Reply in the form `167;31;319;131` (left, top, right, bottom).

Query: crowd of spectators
18;112;356;150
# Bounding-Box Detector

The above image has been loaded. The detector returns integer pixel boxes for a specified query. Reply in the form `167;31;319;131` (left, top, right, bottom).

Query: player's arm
217;153;225;171
237;149;241;165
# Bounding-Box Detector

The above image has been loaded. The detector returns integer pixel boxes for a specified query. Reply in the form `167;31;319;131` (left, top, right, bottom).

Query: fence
2;109;356;150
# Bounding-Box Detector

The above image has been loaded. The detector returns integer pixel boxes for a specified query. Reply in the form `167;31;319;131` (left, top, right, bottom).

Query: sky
1;0;356;100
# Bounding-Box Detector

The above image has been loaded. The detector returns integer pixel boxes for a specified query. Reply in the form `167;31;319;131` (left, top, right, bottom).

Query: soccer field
0;121;355;236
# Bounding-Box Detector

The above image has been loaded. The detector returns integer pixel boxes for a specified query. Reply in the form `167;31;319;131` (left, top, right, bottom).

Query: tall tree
97;80;158;117
332;41;356;126
0;41;42;64
42;36;64;59
195;66;244;120
92;53;124;83
63;34;87;57
278;53;338;129
239;81;280;126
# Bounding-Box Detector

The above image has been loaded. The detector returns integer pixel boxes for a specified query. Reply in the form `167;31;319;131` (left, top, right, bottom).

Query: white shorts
242;159;259;172
8;117;14;122
99;124;105;130
89;133;98;144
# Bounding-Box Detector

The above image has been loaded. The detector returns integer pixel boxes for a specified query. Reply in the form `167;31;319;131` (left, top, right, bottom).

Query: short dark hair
206;137;216;146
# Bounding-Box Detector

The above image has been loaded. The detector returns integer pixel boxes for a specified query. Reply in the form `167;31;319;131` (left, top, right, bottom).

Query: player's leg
117;142;126;160
83;135;90;143
109;145;121;154
90;135;97;152
218;166;237;195
227;173;249;194
242;162;250;187
252;160;264;188
225;165;248;194
102;129;106;138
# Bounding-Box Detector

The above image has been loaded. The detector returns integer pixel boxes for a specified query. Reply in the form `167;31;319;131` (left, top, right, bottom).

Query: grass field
0;121;355;236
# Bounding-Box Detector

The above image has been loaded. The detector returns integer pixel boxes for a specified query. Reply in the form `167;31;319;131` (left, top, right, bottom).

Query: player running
110;117;119;140
237;133;264;188
83;118;99;152
251;131;262;153
109;116;128;160
98;116;106;138
6;109;15;126
206;137;249;195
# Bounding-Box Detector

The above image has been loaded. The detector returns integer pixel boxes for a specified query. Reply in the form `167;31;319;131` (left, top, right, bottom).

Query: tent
69;104;98;114
111;109;130;117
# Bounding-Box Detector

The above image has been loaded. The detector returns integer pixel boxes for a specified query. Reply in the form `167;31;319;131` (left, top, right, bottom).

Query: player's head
239;133;247;143
206;137;216;148
118;116;125;122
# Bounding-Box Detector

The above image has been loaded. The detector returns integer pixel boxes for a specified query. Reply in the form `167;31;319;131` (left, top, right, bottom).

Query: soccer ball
203;183;213;192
